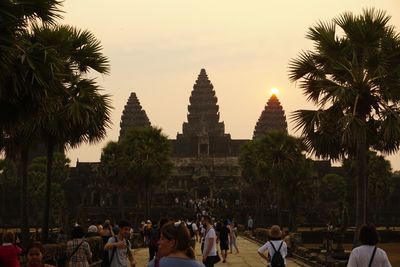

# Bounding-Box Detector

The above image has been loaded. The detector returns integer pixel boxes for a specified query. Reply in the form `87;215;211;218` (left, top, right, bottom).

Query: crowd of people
0;216;393;267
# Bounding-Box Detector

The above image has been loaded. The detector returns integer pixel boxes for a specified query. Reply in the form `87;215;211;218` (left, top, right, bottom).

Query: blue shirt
159;257;205;267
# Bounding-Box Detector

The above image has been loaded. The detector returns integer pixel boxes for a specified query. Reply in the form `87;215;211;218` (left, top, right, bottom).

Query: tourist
153;221;205;267
100;219;114;238
187;218;199;250
104;220;136;267
148;220;160;262
257;225;287;266
283;230;292;256
86;224;99;237
202;216;219;267
147;218;170;267
0;231;22;267
26;242;55;267
347;224;392;267
229;221;239;254
219;220;230;263
247;216;254;231
66;225;92;267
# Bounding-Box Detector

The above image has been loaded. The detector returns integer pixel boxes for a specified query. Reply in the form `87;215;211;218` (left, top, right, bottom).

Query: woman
66;226;92;267
257;225;287;266
347;224;392;267
229;222;239;254
154;221;205;267
0;231;22;267
26;242;55;267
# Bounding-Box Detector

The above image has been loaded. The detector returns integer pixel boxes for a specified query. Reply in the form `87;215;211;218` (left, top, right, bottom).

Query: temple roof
253;94;288;139
180;69;226;138
119;92;151;141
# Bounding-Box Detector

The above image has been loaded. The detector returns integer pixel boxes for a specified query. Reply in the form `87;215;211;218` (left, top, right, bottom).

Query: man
247;216;254;231
104;220;136;267
187;218;199;249
202;216;218;267
219;220;230;263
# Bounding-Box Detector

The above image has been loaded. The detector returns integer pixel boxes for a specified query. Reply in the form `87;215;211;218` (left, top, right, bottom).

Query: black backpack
270;241;285;267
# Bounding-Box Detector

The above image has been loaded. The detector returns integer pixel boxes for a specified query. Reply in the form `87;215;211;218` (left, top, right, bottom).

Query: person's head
26;242;45;267
88;225;98;233
359;224;379;245
2;231;15;243
202;215;211;227
71;225;85;239
104;219;111;228
158;221;194;259
269;225;282;240
117;220;131;239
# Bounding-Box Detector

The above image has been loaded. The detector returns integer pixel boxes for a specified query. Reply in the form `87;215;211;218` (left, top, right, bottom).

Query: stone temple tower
119;92;151;141
253;93;288;139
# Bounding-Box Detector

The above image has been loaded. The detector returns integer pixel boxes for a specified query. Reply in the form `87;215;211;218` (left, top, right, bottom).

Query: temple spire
253;94;288;139
119;92;151;141
180;68;226;137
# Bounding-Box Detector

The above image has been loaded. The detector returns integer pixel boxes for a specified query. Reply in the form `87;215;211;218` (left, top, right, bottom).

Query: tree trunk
20;146;30;247
118;188;124;219
42;140;54;243
354;127;367;245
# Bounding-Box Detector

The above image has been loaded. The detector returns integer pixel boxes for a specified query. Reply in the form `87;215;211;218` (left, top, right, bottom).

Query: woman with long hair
155;221;205;267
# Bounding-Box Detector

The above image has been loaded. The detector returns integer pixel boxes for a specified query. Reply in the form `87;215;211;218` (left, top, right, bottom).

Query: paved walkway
133;236;305;267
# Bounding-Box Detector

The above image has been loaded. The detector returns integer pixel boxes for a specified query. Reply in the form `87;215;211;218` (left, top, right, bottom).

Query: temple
253;94;287;139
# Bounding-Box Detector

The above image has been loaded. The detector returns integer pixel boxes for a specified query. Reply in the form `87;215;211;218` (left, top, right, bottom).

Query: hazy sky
61;0;400;170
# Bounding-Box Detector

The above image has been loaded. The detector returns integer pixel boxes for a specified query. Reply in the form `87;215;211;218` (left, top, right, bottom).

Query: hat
269;225;282;239
88;225;98;233
146;220;151;224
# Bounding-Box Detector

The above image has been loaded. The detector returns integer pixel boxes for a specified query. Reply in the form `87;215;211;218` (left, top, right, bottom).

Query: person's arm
104;237;126;250
257;242;269;262
346;251;357;267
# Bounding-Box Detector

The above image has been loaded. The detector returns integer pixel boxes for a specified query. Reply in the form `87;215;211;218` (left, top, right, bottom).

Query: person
187;218;199;250
229;222;239;254
104;220;136;267
147;218;170;267
26;242;55;267
347;224;392;267
202;216;219;267
247;216;254;231
219;220;230;263
56;228;67;243
150;221;204;267
0;231;22;267
148;220;160;261
283;230;292;257
258;225;287;266
86;225;100;237
66;225;92;267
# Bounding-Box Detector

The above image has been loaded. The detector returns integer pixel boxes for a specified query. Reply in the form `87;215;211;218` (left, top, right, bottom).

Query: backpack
187;223;195;238
101;236;130;267
270;241;285;267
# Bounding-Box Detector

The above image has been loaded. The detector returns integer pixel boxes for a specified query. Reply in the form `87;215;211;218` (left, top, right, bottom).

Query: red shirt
0;243;22;267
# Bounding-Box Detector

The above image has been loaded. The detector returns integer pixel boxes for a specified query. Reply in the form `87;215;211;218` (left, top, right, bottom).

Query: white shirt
203;228;217;257
258;240;287;265
347;245;391;267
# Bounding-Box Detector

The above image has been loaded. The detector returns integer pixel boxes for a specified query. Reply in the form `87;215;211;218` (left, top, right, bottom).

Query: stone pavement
133;236;305;267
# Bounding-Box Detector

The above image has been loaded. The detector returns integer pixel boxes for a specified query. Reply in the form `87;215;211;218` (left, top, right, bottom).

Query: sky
61;0;400;170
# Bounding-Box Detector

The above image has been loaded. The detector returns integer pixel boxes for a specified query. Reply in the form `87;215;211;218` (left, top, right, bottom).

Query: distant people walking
283;230;292;256
150;221;205;267
219;220;230;263
104;220;136;267
202;216;219;267
66;225;92;267
0;231;22;267
229;222;239;254
347;224;392;267
148;220;160;262
26;242;55;267
258;225;287;267
187;218;199;250
247;216;254;231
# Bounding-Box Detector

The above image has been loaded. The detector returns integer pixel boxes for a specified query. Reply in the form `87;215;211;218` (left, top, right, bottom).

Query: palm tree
289;9;400;238
28;25;111;242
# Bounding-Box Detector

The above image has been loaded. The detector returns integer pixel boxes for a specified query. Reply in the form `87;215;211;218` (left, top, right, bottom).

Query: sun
270;87;279;96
